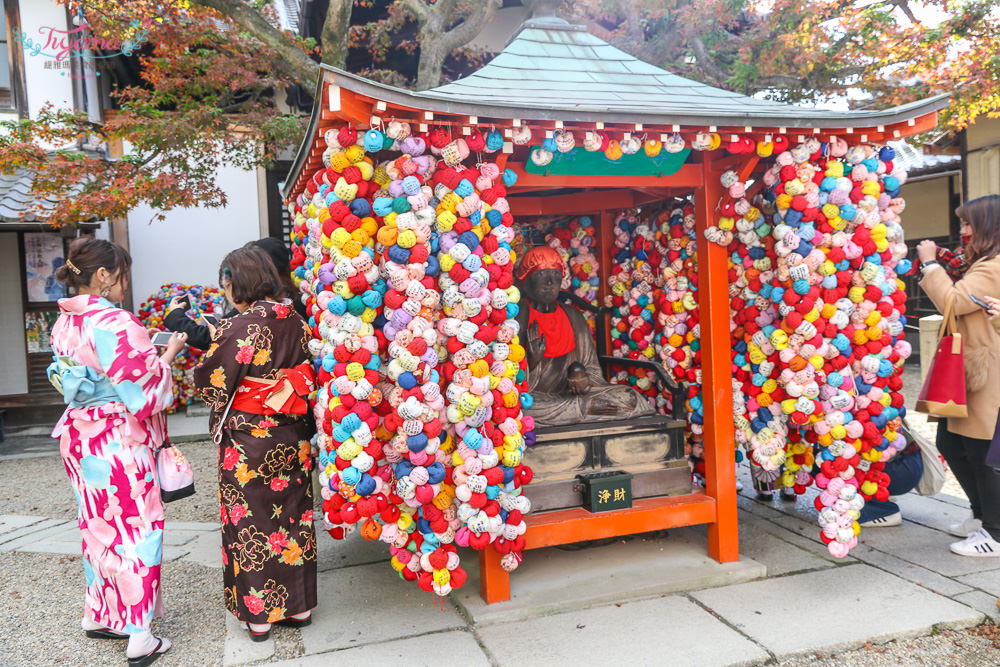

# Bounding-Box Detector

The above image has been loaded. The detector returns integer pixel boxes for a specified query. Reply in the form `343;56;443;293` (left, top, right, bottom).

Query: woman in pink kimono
48;237;187;666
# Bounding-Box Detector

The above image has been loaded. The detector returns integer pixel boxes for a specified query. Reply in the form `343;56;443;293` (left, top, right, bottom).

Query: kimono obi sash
47;355;121;408
232;362;315;416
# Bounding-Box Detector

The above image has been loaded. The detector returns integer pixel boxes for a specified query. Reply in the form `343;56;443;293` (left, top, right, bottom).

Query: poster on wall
25;311;59;354
24;233;66;303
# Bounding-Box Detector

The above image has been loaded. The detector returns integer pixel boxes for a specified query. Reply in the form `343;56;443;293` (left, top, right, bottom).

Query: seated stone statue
515;245;655;426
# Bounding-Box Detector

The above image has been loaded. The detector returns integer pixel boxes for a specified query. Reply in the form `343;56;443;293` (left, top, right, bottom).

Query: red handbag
916;297;968;418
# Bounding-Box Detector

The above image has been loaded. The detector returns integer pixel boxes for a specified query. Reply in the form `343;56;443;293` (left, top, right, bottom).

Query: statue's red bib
528;304;576;357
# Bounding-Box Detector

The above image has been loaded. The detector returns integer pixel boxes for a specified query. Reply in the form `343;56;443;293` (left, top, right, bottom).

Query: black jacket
164;306;236;350
164;295;305;350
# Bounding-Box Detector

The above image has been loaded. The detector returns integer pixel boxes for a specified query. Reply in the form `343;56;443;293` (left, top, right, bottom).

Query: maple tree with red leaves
0;0;498;226
566;0;999;130
1;0;995;226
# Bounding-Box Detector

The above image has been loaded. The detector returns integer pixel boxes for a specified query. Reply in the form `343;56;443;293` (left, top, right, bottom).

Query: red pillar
694;154;739;563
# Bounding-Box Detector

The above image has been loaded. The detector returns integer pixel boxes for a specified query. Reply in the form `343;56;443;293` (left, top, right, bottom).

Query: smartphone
969;294;991;311
186;296;217;326
187;295;204;320
151;331;176;347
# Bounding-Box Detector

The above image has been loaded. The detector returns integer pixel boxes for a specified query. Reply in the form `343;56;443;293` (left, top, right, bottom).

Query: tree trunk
193;0;319;88
415;40;448;91
321;0;353;69
404;0;501;90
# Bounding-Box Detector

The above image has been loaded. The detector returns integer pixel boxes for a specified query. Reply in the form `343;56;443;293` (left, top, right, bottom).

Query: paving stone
316;528;391;572
738;518;833;576
856;519;1000;578
300;562;464;654
455;527;765;626
743;515;852;565
737;498;854;560
934;492;971;508
162;531;197;547
0;519;75;550
850;544;973;596
691;563;984;657
33;523;82;544
223;611;273;666
179;531;223;568
271;630;491;666
952;590;1000;621
955;568;1000;598
0;515;46;535
165;521;218;532
163;546;190;563
893;493;975;534
166;412;210;442
15;542;82;555
478;595;769;667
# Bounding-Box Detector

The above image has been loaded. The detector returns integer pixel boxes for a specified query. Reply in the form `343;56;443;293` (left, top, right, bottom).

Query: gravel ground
0;551;224;666
777;626;1000;666
0;440;221;523
0;439;321;666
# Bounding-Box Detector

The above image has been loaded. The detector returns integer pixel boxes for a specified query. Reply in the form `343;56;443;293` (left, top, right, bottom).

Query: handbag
915;296;968;418
157;441;195;502
903;420;947;496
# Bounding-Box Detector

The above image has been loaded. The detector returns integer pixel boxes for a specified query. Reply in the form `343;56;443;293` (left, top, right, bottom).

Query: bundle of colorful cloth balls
288;123;534;595
590;137;910;558
604;207;702;419
137;284;226;411
702;137;911;557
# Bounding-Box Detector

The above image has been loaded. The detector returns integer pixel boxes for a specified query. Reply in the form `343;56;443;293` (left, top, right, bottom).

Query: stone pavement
0;515;221;567
0;410;210;461
4;473;998;666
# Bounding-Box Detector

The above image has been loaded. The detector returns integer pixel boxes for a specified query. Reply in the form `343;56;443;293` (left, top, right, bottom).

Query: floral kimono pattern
49;295;175;633
193;300;317;623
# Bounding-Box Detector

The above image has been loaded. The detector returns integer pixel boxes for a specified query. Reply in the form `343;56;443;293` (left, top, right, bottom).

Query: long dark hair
220;245;283;306
54;236;131;290
247;237;296;300
957;194;1000;265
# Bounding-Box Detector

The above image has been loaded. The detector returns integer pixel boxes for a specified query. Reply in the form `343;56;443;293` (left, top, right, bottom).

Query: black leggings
937;420;1000;541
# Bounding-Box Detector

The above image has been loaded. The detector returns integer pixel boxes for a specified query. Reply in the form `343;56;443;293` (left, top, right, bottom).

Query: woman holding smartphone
48;237;186;665
192;245;316;641
917;193;1000;557
164;238;303;350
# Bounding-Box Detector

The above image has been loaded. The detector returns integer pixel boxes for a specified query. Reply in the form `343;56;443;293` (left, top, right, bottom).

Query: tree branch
321;0;353;69
690;36;731;84
440;0;501;52
400;0;431;27
892;0;920;25
192;0;319;88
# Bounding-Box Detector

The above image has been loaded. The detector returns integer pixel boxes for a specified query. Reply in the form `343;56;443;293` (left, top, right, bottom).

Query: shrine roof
318;17;947;128
282;16;948;200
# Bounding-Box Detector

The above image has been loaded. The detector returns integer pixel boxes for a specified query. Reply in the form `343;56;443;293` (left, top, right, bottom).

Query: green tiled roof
283;16;948;198
324;17;947;128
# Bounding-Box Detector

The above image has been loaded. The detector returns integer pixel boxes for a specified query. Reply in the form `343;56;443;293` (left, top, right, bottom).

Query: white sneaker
948;517;982;537
861;511;902;527
950;529;1000;557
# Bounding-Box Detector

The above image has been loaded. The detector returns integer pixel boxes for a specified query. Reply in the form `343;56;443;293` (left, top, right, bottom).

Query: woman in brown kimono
193;245;317;641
